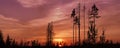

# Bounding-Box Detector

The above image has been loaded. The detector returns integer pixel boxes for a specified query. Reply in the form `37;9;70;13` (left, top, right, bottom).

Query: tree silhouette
11;39;17;48
0;30;5;48
46;22;54;47
6;35;11;48
87;4;100;44
87;22;98;44
100;29;105;44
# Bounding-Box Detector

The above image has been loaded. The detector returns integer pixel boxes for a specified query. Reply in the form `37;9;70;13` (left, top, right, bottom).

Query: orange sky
0;0;120;44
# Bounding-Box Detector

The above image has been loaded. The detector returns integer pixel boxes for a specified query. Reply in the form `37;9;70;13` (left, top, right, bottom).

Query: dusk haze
0;0;119;48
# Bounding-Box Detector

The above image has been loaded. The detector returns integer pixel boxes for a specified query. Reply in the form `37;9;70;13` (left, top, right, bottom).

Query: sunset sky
0;0;120;44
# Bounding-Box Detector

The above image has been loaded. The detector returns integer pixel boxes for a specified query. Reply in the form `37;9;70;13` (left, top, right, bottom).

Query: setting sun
0;0;119;48
54;39;63;42
53;39;64;47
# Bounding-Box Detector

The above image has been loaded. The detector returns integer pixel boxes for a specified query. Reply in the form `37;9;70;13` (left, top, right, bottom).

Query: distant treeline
0;31;120;48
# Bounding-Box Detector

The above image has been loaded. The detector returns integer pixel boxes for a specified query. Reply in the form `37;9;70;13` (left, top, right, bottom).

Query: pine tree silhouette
46;22;54;47
11;39;16;48
100;29;105;44
6;35;11;48
0;30;5;48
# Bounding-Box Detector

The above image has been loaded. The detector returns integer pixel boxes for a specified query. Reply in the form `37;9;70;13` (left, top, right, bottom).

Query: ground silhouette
0;31;119;48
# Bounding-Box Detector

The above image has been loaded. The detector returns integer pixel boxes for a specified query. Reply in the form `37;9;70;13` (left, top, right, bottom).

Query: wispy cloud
0;0;119;42
17;0;46;8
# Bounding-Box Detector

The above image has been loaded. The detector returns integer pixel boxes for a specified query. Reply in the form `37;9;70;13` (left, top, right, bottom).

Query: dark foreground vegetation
0;31;120;48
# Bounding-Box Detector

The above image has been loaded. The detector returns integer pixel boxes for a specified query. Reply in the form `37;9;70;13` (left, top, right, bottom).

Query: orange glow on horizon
53;38;64;47
54;39;63;42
